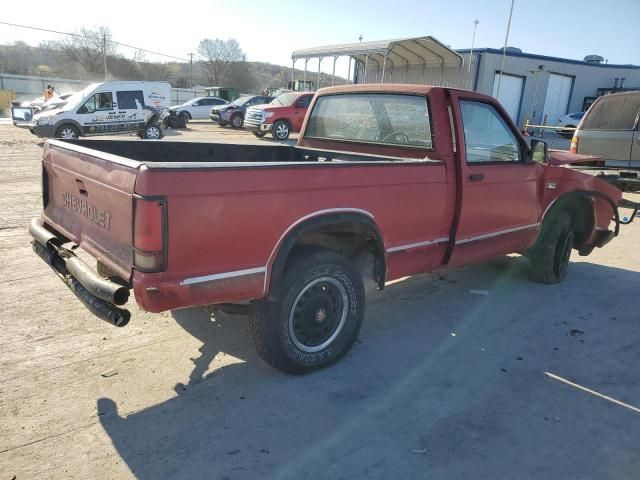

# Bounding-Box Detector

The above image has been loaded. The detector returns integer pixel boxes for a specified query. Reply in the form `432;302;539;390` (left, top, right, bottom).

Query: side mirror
192;102;199;106
530;139;548;163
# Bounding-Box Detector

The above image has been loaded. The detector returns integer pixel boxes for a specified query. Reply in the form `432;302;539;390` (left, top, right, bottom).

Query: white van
17;81;171;139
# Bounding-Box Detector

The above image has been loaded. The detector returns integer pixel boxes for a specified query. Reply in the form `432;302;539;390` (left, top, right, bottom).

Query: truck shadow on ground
98;257;640;480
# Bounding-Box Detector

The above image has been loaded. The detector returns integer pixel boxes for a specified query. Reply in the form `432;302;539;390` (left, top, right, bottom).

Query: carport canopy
292;36;463;75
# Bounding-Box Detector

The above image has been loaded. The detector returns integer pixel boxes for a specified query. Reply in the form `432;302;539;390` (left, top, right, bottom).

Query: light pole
495;0;515;99
467;19;479;89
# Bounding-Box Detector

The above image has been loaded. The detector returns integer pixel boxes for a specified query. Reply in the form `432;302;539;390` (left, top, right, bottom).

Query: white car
170;97;228;120
556;112;585;138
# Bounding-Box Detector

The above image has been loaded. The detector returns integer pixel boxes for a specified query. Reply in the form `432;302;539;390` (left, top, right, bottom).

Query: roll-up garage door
543;74;573;126
492;73;523;123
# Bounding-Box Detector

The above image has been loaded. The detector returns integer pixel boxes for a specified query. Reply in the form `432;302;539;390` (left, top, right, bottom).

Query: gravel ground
0;123;639;480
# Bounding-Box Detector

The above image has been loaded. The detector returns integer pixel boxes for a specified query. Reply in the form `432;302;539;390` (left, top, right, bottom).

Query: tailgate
41;140;141;279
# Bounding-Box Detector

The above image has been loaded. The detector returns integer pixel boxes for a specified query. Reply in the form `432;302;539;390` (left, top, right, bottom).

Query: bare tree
56;26;117;77
197;38;245;85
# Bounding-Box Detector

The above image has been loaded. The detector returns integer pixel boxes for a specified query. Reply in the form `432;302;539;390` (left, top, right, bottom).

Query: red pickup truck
30;84;625;374
244;91;313;140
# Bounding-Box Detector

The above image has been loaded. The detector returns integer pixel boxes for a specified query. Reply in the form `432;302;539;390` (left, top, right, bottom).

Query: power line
0;20;190;62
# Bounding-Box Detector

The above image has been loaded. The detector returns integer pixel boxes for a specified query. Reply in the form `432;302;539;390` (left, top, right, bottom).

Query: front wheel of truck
249;249;365;374
529;210;574;284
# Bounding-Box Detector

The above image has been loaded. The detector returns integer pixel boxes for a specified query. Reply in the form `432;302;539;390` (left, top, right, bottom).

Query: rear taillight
570;134;579;154
133;196;167;272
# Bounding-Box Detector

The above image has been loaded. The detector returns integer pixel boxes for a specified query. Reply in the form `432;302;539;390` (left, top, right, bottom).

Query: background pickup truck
30;84;626;374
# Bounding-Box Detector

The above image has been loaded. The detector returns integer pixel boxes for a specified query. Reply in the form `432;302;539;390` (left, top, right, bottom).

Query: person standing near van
43;85;54;101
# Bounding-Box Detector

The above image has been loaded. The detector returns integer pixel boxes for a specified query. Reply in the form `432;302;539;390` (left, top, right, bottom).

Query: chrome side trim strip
455;223;541;245
181;267;267;286
386;237;449;253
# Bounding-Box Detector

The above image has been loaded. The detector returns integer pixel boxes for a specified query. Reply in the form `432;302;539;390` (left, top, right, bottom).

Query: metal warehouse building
292;37;640;128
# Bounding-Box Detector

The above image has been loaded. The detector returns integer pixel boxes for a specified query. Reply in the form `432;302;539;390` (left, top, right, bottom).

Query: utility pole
103;32;108;80
189;52;194;88
495;0;515;99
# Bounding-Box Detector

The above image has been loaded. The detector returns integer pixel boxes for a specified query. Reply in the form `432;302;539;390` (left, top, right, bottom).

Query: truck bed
42;139;447;311
57;139;437;168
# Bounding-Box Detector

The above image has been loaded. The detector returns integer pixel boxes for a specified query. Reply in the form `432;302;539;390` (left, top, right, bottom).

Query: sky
1;0;639;78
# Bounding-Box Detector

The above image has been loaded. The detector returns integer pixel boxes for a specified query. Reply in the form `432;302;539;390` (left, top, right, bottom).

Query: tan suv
571;91;640;168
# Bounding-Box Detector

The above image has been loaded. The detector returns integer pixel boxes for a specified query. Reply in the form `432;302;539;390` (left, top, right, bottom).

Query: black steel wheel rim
288;277;348;353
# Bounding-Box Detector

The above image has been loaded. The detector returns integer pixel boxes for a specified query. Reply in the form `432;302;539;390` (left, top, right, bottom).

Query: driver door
448;93;542;266
76;91;116;135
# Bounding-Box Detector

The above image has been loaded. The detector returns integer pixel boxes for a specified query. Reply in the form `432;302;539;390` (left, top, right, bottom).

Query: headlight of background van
37;116;50;125
264;111;275;119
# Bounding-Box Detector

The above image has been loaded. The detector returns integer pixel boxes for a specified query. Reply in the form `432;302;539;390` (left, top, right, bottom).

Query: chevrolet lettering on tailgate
62;191;112;230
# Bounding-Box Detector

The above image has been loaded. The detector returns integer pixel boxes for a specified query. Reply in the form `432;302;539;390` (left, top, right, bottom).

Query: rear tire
141;124;163;140
249;249;365;374
253;131;266;138
529;210;573;284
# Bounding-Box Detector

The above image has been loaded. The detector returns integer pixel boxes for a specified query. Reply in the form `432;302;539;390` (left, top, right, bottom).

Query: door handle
466;173;485;183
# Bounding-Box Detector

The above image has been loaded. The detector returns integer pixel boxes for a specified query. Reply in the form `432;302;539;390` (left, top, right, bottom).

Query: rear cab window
582;93;640;130
305;93;433;149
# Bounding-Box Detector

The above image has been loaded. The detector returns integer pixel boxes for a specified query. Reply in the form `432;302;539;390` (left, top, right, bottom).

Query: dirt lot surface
1;123;639;480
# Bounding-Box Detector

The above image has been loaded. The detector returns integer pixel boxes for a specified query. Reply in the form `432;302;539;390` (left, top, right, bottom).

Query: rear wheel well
270;219;386;298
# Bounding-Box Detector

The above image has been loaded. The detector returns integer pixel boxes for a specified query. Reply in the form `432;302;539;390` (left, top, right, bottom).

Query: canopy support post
303;58;308;88
346;57;352;84
317;57;323;89
381;53;388;84
364;55;369;83
331;56;337;85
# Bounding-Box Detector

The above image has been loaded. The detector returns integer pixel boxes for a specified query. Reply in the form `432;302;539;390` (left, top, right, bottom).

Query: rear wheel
529;210;573;284
142;125;162;140
249;249;365;374
55;124;79;139
272;120;291;140
253;131;266;138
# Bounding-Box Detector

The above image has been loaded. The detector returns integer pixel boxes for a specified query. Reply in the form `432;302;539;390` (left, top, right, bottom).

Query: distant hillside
0;42;346;93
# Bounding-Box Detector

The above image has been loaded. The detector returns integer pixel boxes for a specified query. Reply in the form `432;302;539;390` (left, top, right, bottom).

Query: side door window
460;100;521;163
78;92;114;115
296;95;311;109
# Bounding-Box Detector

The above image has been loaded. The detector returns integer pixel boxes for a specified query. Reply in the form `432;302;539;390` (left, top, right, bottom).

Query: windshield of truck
271;92;298;107
305;93;433;149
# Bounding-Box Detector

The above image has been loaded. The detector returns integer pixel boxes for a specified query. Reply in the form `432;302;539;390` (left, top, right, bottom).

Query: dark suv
209;95;273;128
